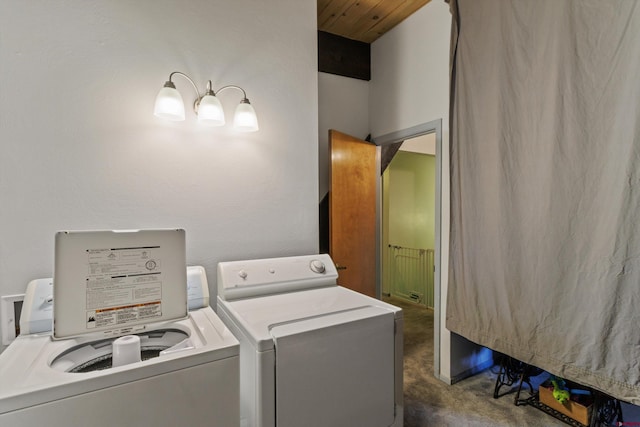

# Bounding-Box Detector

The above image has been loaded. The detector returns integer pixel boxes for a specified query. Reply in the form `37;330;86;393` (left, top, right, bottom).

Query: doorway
374;119;443;378
382;133;436;308
322;121;443;378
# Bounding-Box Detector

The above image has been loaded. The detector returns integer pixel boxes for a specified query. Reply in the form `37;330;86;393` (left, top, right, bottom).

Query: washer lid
53;229;188;340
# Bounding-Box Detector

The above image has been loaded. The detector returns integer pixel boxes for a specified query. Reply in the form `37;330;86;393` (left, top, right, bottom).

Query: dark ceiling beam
318;31;371;81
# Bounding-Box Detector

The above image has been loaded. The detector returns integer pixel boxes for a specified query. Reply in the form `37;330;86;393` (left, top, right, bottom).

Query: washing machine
216;254;403;427
0;229;240;427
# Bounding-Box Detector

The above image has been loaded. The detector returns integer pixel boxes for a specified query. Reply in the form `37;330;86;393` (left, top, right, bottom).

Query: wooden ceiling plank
318;0;359;31
351;3;398;32
317;0;333;16
318;0;348;22
348;0;407;42
357;0;430;43
317;0;431;43
323;1;383;38
332;1;379;28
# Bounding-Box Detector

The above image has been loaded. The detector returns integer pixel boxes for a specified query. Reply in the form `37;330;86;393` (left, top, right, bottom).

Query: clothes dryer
217;254;403;427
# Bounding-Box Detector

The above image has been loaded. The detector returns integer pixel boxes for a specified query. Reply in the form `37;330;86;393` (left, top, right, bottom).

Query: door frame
372;119;443;381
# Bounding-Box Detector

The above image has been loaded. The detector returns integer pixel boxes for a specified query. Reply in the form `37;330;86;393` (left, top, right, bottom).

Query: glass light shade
154;86;185;121
197;94;225;126
233;101;259;132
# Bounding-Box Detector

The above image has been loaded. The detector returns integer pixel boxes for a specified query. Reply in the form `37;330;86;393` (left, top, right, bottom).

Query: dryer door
270;306;396;427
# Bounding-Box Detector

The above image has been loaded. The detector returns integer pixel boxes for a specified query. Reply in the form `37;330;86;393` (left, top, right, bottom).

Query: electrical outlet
1;294;25;345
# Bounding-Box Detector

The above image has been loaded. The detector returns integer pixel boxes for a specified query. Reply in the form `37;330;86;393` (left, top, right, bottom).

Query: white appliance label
84;247;163;329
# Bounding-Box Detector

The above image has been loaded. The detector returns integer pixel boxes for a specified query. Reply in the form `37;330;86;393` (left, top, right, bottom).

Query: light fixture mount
154;71;259;132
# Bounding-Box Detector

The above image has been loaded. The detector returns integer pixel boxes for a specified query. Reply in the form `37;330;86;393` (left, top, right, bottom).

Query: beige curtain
447;0;640;403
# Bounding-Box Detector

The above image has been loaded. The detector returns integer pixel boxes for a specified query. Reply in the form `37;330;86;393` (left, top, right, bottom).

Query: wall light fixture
154;71;259;132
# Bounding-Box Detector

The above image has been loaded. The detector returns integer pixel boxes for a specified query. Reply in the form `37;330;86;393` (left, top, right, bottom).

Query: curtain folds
447;0;640;403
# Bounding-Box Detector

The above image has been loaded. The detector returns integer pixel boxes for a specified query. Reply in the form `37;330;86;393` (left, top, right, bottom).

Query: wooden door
329;130;377;297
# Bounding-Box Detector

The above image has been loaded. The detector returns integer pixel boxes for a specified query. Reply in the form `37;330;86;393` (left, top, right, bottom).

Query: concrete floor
387;296;640;426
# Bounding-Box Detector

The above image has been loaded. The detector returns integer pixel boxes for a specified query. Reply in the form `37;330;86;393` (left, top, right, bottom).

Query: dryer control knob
310;259;326;274
238;270;248;279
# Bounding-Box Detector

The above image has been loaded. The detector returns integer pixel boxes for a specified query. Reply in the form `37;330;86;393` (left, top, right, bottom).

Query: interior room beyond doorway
382;133;436;308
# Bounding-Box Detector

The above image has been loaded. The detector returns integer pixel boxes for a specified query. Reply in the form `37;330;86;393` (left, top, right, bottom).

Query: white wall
369;1;450;139
0;0;318;349
370;0;490;382
318;72;369;200
401;133;436;155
